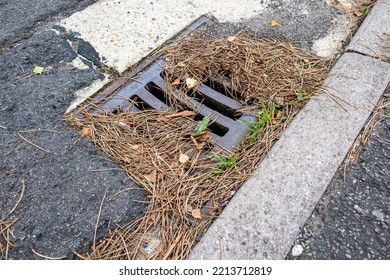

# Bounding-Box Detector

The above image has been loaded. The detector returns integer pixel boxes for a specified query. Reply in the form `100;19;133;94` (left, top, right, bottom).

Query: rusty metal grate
82;16;255;152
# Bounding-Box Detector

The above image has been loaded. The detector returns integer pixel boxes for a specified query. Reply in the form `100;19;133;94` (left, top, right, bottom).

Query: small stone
354;204;363;214
345;254;351;259
291;244;304;257
372;210;384;221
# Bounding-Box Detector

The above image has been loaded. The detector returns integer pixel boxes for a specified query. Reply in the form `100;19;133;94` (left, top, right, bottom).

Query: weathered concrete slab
346;0;390;59
189;52;390;260
59;0;350;73
60;0;268;73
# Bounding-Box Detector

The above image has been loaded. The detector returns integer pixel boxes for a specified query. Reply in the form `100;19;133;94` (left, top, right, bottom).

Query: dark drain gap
144;82;172;107
159;70;242;120
193;114;229;137
204;79;243;100
130;96;154;111
143;82;229;137
111;107;123;115
189;89;242;120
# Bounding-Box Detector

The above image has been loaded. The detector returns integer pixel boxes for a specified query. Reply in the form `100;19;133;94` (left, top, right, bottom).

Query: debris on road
71;33;330;260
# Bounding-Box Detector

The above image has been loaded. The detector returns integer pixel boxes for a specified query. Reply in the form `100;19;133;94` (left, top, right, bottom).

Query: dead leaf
179;153;189;164
81;127;90;137
172;78;180;85
227;36;236;42
177;62;186;67
198;64;207;72
186;77;199;89
144;170;157;183
129;144;140;150
156;111;195;122
191;209;202;219
165;56;172;62
156;116;170;122
353;8;363;17
271;19;279;26
275;97;284;105
173;111;196;118
276;110;283;119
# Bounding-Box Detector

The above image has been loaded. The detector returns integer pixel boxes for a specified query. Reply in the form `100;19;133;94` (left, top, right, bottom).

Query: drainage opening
193;114;229;137
145;82;172;107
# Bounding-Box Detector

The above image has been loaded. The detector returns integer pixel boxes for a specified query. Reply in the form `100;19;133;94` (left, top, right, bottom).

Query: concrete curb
346;0;390;59
189;2;390;260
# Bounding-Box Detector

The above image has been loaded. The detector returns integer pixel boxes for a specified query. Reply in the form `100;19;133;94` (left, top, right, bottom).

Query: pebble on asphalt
372;209;384;221
291;244;304;257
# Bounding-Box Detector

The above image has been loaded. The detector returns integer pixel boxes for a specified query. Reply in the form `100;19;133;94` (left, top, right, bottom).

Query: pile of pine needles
162;34;328;109
71;34;330;260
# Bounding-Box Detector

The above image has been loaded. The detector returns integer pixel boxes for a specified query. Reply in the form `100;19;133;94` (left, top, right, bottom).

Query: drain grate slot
193;114;229;137
144;82;172;107
191;86;242;120
130;96;154;111
204;78;242;100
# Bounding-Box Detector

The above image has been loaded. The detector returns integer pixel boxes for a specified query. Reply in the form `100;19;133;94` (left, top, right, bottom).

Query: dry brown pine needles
0;179;25;259
162;34;329;109
345;94;390;168
71;34;330;260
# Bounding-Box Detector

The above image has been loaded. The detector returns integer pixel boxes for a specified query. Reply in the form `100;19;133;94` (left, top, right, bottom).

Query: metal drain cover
82;16;255;152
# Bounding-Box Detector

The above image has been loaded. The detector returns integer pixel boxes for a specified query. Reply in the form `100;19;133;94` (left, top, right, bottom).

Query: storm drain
92;58;255;151
80;16;256;152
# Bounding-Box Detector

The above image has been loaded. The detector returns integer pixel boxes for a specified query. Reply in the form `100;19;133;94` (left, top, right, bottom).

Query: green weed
245;100;276;143
360;6;370;16
296;91;307;101
208;153;238;175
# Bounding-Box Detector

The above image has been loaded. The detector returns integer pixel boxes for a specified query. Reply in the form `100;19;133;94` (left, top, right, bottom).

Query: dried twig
5;179;26;219
93;192;107;250
12;73;36;84
17;132;49;153
18;128;61;133
31;247;66;260
1;179;26;259
344;94;389;170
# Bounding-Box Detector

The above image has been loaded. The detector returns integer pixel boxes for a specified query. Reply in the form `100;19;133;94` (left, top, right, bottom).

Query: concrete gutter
189;0;390;260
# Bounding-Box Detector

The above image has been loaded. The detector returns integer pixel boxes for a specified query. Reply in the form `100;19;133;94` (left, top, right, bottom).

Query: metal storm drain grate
93;59;255;151
84;16;256;152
